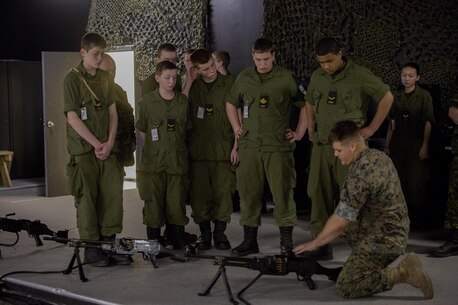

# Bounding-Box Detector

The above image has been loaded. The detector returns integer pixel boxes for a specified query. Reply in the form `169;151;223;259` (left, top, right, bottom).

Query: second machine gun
191;253;342;305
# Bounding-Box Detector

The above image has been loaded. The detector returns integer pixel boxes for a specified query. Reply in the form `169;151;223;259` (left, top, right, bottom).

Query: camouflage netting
264;0;458;130
86;0;208;80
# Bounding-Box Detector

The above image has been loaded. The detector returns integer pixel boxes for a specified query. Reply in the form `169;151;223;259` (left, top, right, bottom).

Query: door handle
47;121;55;128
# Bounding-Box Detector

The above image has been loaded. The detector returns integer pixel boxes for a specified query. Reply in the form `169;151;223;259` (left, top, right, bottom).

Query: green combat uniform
141;73;182;98
63;62;124;240
113;83;136;167
334;148;409;298
389;86;435;225
227;65;301;227
305;60;390;236
136;90;190;228
188;73;235;224
445;114;458;230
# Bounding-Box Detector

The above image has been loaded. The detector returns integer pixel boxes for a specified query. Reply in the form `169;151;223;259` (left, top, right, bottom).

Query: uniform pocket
136;170;153;201
66;161;83;197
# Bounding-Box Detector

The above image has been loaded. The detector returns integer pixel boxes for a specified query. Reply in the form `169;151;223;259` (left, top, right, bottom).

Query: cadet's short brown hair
190;49;212;67
252;38;274;53
212;50;231;68
157;43;176;56
155;60;177;75
328;120;361;145
81;32;106;51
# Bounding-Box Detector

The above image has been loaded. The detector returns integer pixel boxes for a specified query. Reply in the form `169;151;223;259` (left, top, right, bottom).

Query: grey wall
208;0;264;75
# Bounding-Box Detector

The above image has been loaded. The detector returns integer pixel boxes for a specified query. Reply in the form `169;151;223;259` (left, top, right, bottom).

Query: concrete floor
0;189;457;305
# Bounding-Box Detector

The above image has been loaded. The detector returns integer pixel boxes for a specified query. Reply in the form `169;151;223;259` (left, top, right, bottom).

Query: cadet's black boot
146;227;161;240
163;223;175;249
431;229;458;257
279;226;294;256
213;220;231;250
172;225;186;250
101;235;133;265
84;247;115;267
196;220;212;250
231;226;259;256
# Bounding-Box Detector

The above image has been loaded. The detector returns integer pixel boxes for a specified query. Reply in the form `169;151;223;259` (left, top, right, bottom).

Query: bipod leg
236;272;263;305
297;274;316;290
63;246;88;282
199;266;238;305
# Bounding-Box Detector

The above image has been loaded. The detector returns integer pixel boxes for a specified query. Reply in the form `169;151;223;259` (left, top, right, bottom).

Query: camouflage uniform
334;148;409;298
445;118;458;230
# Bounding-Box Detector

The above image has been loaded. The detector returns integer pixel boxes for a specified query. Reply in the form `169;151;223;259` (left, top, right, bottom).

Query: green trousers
236;148;297;227
190;161;235;224
307;144;348;236
445;154;458;229
137;171;189;228
67;153;124;240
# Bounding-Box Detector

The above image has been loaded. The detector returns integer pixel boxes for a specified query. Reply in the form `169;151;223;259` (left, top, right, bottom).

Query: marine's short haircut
81;32;106;51
402;62;421;75
155;60;177;75
328;120;361;145
315;37;341;56
252;38;274;53
212;50;231;68
191;49;212;67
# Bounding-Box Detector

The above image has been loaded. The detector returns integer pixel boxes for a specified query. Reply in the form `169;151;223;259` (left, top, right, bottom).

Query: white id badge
243;105;249;119
197;106;205;119
151;128;159;141
80;107;87;121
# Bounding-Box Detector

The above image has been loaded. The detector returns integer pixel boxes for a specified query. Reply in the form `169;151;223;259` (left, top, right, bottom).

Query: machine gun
0;213;68;259
43;236;162;282
190;253;342;305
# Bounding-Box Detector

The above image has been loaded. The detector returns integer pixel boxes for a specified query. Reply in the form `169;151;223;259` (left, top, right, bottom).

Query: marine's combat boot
196;220;212;250
231;226;259;256
388;253;433;299
279;226;294;256
213;220;231;250
431;229;458;257
101;235;133;265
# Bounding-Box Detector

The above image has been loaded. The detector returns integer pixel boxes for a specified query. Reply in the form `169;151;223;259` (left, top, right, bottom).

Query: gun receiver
191;253;342;305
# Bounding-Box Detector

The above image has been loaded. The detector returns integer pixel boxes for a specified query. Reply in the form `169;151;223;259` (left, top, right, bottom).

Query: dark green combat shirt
136;90;189;174
335;148;409;254
188;73;235;161
390;86;434;152
305;60;390;144
226;65;301;152
63;62;117;155
141;73;183;98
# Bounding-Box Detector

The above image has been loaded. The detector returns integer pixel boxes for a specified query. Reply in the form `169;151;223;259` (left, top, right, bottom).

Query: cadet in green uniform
100;54;136;167
432;104;458;257
385;63;434;229
141;43;182;98
305;37;393;258
188;49;237;250
294;120;433;300
226;38;307;256
63;33;124;267
136;61;190;249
